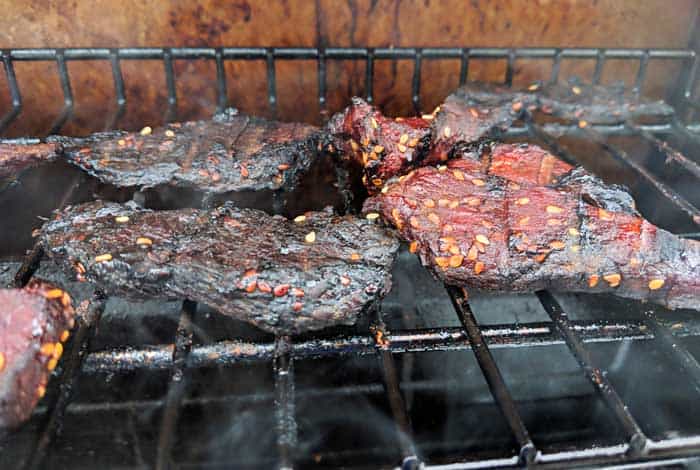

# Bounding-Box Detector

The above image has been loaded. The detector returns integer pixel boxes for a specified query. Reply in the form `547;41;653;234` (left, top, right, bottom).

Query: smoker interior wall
0;0;697;136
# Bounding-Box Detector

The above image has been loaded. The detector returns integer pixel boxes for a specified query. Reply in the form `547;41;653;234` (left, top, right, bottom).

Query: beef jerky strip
363;158;699;310
48;109;328;198
327;97;431;194
0;142;61;179
327;85;532;192
41;201;399;334
531;80;674;125
0;280;75;429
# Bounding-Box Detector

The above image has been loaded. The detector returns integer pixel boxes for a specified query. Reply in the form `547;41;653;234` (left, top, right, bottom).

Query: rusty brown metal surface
0;0;697;136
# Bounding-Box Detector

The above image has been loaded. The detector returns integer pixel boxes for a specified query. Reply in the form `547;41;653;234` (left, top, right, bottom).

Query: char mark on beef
363;146;699;310
0;142;61;179
0;280;75;429
40;201;399;334
47;109;331;206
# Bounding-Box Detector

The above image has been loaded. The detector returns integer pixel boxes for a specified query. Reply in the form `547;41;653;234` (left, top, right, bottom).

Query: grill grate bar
448;286;537;466
633;50;650;97
365;49;374;104
1;46;697;133
24;292;106;470
642;311;700;393
266;48;277;116
317;48;327;117
372;308;421;469
155;299;197;470
536;291;648;456
0;51;22;133
107;51;126;131
163;49;178;123
595;131;700;225
79;319;662;373
214;48;228;113
274;335;297;470
12;242;44;288
412;50;422;114
458;48;470;86
48;51;74;135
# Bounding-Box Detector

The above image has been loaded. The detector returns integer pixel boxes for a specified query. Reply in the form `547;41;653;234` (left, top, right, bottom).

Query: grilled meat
441;81;673;125
430;84;526;158
47;109;329;205
0;280;75;429
328;97;431;193
329;81;674;193
41;201;399;334
532;80;674;124
363;151;700;310
0;142;61;179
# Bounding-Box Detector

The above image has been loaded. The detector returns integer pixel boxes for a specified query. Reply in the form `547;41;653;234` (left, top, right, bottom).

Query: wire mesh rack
2;46;700;469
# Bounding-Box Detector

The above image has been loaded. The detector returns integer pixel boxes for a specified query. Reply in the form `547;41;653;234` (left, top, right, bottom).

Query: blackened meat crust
0;142;61;179
364;153;699;311
48;109;326;197
0;280;75;429
41;201;399;334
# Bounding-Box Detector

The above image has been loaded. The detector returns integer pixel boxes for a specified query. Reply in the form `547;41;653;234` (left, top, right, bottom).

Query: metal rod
0;51;22;133
266;48;277;117
80;319;659;373
155;299;197;470
163;49;178;123
371;309;420;469
24;291;107;470
1;47;693;62
49;52;74;135
550;49;562;84
412;50;422;114
459;48;470;86
505;49;515;87
593;49;605;85
317;48;327;119
642;311;700;394
106;51;126;130
633;51;650;97
365;49;374;104
536;290;648;456
448;287;537;466
13;243;44;288
274;336;297;470
597;134;700;225
214;48;228;113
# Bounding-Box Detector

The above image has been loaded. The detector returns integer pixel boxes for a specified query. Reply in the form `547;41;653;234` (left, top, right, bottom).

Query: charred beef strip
0;280;75;428
0;142;61;179
328;97;431;194
430;83;527;158
532;79;674;125
363;155;700;310
47;109;329;205
41;201;399;334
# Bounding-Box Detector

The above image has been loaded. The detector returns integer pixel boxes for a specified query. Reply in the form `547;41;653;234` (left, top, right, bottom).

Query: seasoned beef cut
328;97;431;193
363;157;700;310
41;201;399;334
0;280;75;429
0;142;61;179
532;80;674;124
48;109;328;200
430;83;526;158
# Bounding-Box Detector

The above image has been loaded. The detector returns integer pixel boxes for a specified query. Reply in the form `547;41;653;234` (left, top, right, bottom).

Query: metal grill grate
2;46;700;469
